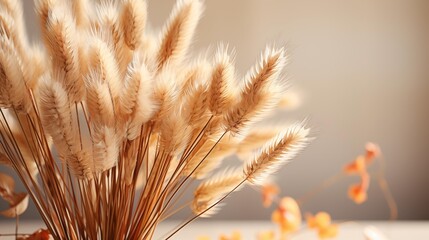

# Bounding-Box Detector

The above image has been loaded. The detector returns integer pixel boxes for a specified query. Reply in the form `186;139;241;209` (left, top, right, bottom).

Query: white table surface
0;220;428;239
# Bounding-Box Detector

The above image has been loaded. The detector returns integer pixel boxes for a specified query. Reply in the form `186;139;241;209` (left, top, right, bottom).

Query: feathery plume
45;5;85;102
207;45;237;116
243;47;286;93
192;168;244;216
35;0;57;38
121;0;147;50
179;60;211;98
71;0;89;28
0;37;31;112
38;76;91;178
151;68;177;123
119;56;155;125
91;125;118;174
0;0;28;60
245;124;310;185
84;70;115;127
224;47;286;134
159;110;191;156
156;0;202;70
182;81;210;129
87;37;121;103
94;1;131;75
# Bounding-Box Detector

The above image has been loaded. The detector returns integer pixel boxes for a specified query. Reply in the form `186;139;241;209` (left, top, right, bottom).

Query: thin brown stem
376;156;398;220
164;178;247;240
297;172;345;206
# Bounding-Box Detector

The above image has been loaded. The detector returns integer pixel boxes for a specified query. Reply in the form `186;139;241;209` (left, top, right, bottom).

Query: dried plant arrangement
0;0;311;239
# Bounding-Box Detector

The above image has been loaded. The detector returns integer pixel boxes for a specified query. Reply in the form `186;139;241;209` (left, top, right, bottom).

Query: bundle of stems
0;0;310;239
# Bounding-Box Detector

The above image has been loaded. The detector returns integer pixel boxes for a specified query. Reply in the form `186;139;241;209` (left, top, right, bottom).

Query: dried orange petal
344;156;366;174
318;224;338;239
348;183;367;204
306;212;332;229
314;212;331;229
262;183;279;207
365;142;381;162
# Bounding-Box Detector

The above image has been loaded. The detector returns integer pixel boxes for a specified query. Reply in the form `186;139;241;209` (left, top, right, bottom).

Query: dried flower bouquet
0;0;310;239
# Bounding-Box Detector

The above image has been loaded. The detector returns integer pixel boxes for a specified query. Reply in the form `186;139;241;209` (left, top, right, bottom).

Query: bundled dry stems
0;0;310;239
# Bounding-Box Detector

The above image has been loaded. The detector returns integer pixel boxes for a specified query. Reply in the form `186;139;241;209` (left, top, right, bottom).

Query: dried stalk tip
45;5;85;102
245;124;311;185
207;45;237;116
156;0;203;69
224;47;286;135
192;168;244;217
39;77;91;178
121;0;147;50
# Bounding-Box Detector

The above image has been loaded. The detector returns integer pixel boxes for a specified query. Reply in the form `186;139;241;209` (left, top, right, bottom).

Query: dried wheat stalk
0;0;310;239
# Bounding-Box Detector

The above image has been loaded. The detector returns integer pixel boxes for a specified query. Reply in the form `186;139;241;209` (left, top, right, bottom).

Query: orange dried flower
271;197;302;234
17;229;51;240
348;183;367;204
348;172;370;204
306;212;338;239
262;183;279;207
345;143;380;204
306;212;331;229
365;142;381;163
344;155;366;175
318;224;338;239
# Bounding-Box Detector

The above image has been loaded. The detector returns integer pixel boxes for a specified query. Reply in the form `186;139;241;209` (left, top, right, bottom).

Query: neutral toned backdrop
1;0;428;221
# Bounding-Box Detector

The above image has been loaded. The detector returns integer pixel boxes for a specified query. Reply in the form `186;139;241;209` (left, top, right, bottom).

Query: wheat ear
207;44;237;116
45;4;85;103
71;0;89;28
121;0;147;50
224;47;286;134
0;37;31;113
120;56;155;139
244;124;310;185
159;109;191;156
150;68;177;123
93;2;123;62
156;0;202;70
182;81;210;129
179;60;210;98
91;125;118;174
35;0;57;40
192;168;245;217
38;76;91;178
0;0;28;63
84;70;115;127
87;37;121;103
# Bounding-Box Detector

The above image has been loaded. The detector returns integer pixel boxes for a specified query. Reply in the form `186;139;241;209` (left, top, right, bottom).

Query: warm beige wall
147;0;429;220
5;0;429;220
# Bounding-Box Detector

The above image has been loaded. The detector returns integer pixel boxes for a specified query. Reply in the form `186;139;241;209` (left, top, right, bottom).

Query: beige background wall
2;0;428;221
